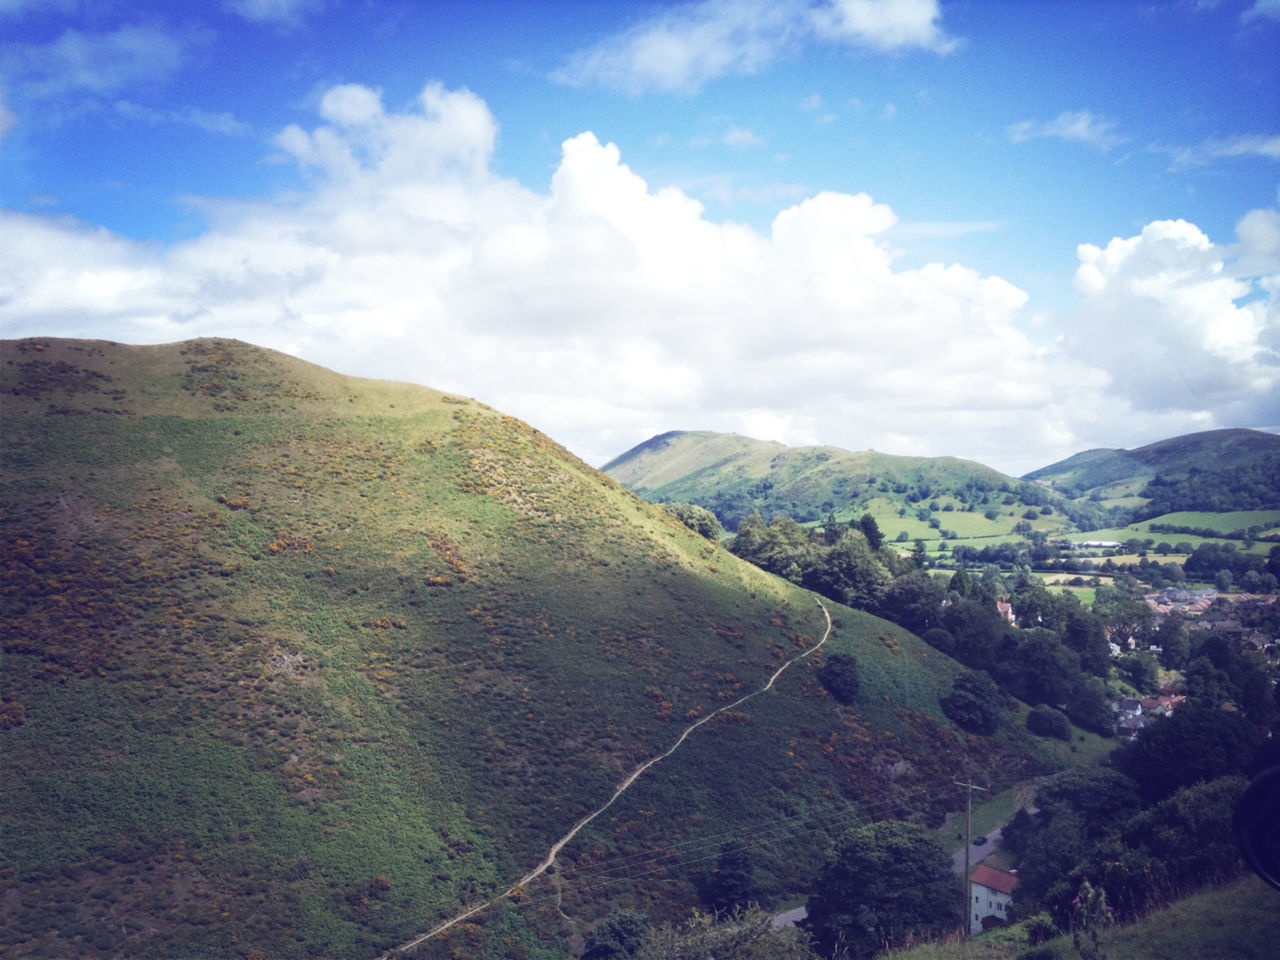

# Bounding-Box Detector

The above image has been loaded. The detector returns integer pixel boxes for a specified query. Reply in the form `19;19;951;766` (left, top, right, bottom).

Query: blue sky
1;0;1278;474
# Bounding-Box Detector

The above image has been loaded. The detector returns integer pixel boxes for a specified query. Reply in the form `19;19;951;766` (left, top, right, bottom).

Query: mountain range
603;428;1280;535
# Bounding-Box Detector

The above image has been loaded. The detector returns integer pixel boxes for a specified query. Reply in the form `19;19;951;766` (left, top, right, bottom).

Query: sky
1;0;1278;476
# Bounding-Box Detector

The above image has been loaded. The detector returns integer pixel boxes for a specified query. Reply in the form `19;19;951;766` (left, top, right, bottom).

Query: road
952;824;1005;874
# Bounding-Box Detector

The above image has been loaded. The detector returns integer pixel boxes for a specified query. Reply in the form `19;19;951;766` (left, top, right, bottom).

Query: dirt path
380;597;833;957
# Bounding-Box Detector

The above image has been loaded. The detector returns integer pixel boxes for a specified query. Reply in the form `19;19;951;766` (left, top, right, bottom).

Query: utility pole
954;780;988;936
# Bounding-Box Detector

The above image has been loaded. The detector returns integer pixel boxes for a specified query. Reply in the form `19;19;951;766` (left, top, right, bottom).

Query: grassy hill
602;430;1095;539
0;339;1068;960
1024;428;1280;516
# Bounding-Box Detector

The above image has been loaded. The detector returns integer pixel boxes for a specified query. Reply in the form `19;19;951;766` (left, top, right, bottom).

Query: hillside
602;430;1097;537
1024;428;1280;516
0;339;1065;960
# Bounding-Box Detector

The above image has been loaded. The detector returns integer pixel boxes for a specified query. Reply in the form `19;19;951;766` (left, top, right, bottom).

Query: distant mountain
1024;428;1280;517
0;340;1057;960
604;430;1099;535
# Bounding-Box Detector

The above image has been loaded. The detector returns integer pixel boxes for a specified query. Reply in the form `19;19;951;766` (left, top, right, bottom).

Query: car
974;836;988;846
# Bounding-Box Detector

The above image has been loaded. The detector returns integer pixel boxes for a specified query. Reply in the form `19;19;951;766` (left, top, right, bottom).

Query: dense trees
804;822;958;959
1112;702;1262;805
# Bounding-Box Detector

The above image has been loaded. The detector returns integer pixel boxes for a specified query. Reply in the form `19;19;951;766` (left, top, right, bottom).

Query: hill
602;430;1100;537
1024;428;1280;517
0;339;1066;960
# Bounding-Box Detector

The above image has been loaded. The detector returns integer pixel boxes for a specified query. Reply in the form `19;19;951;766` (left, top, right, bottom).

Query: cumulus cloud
553;0;956;94
1068;219;1278;426
0;81;1273;474
1007;110;1125;151
810;0;958;53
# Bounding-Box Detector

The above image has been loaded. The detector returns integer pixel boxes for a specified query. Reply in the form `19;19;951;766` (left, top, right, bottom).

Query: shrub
1026;704;1071;741
940;672;1004;735
819;653;861;704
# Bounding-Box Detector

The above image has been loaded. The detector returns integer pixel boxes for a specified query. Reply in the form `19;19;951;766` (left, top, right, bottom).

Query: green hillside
602;430;1096;536
0;339;1063;960
1024;428;1280;516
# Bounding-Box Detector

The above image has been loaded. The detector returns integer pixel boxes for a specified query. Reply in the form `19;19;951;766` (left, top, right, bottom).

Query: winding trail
380;596;832;957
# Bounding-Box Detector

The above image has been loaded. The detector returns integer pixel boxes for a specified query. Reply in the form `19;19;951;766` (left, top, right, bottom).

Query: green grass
886;874;1280;960
1;337;1081;960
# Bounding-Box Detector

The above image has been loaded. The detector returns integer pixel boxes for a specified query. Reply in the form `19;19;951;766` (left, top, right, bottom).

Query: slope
1024;428;1280;516
1;339;1061;960
603;429;1093;537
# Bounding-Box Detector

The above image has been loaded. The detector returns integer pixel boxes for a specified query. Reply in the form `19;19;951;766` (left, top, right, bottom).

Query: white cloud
810;0;958;54
1007;110;1125;151
5;24;187;99
1164;133;1280;169
0;82;1273;476
553;0;957;94
1069;219;1278;423
113;99;249;136
226;0;325;25
1243;0;1280;21
722;125;763;148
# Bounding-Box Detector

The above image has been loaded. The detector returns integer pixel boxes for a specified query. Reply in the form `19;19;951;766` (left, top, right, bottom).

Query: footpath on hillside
378;596;833;958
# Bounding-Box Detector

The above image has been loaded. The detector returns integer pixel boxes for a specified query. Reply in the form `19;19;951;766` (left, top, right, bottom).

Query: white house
969;864;1018;934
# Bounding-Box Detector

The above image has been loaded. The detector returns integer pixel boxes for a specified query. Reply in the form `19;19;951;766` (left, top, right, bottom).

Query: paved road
952;824;1005;875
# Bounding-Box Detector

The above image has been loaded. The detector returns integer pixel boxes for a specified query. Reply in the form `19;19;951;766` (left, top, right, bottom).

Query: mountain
603;429;1098;536
1024;428;1280;517
0;339;1064;960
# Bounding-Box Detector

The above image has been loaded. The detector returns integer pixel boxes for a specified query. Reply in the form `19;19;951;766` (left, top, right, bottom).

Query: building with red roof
969;864;1018;934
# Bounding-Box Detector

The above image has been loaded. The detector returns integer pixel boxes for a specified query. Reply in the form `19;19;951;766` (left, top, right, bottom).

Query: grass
885;874;1280;960
1;337;1081;960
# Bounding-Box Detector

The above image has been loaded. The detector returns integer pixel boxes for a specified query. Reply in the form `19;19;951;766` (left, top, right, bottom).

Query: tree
662;502;723;540
997;629;1082;706
819;652;861;704
877;569;946;634
942;599;1009;672
584;909;652;960
1113;702;1262;805
701;844;759;915
858;512;884;551
940;672;1005;735
805;821;958;958
803;530;892;611
1154;614;1189;670
1063;675;1114;737
1027;704;1072;740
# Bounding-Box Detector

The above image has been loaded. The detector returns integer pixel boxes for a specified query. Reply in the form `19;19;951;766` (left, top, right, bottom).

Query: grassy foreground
886;875;1280;960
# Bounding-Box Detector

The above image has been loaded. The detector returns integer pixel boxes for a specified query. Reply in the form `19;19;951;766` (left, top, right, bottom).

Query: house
996;598;1016;625
969;864;1018;934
